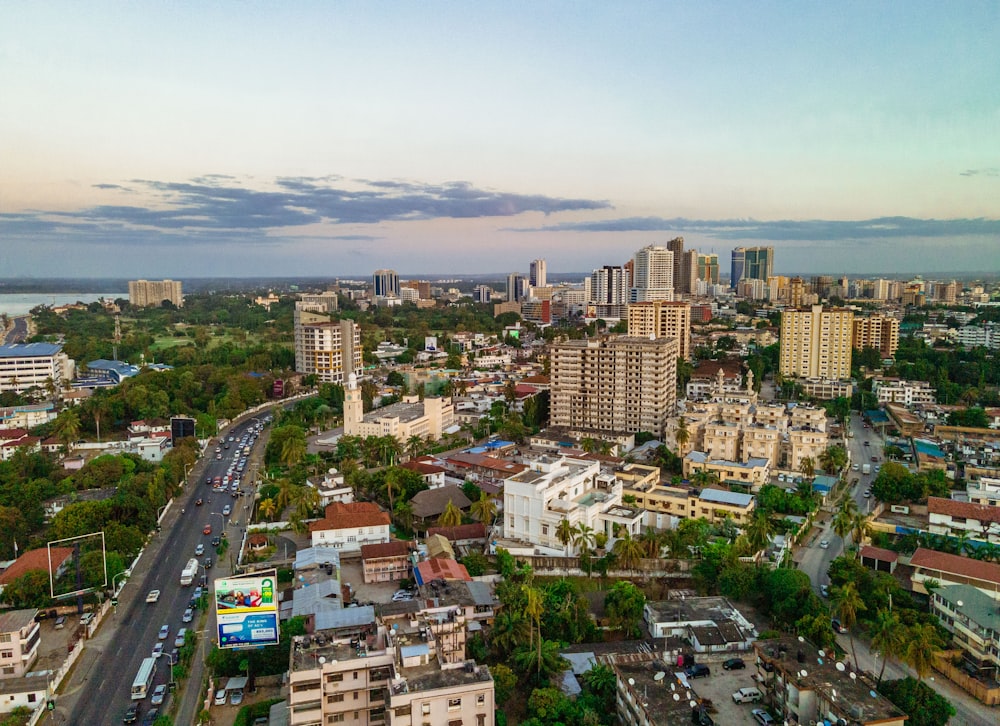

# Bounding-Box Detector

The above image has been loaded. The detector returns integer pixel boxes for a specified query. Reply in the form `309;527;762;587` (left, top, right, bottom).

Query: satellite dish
318;656;326;664
849;672;857;680
689;700;697;708
870;690;878;698
628;678;635;686
818;649;826;657
654;672;665;682
673;693;680;701
797;635;805;642
670;683;676;691
800;669;808;677
835;662;846;672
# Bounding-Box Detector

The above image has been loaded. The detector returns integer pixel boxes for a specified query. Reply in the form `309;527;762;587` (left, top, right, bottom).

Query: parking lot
687;654;770;725
339;558;409;605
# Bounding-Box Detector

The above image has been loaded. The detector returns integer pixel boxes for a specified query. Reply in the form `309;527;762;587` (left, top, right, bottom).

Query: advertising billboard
214;571;279;649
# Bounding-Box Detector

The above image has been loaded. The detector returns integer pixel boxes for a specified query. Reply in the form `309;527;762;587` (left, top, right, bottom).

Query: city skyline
1;2;998;278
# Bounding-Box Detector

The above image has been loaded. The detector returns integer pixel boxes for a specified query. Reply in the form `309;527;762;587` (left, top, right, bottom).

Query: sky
1;1;998;279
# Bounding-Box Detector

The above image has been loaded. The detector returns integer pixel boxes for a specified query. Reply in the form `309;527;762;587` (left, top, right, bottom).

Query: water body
0;293;125;317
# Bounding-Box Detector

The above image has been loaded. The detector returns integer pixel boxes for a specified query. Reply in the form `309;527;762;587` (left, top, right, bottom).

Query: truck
862;463;871;475
180;558;199;586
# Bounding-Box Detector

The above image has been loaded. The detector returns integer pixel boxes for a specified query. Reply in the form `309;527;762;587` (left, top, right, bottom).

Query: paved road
62;418;266;726
1;315;29;344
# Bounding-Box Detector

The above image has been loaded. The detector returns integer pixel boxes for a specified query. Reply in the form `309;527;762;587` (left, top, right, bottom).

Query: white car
222;505;232;516
182;608;194;623
819;540;830;549
152;642;164;658
158;624;170;640
146;590;160;604
214;689;228;706
150;684;167;706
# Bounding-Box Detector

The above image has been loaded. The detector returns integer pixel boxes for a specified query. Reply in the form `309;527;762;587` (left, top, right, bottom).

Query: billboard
214;571;279;649
171;416;196;443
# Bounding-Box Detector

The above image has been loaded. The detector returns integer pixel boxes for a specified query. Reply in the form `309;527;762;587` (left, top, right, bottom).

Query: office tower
627;301;692;360
811;275;834;299
789;277;805;307
937;280;958;303
401;280;431;299
128;279;183;308
549;335;679;437
473;285;492;303
372;269;400;298
506;273;527;302
779;305;854;380
630;244;674;302
298;290;339;312
853;315;900;357
294;318;362;383
529;258;547;288
679;250;699;295
589;266;629;305
730;248;746;290
743;247;774;283
665;237;687;293
697;254;720;285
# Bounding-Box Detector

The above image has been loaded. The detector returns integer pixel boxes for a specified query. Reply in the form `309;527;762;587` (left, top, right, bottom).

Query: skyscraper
730;248;746;290
529;259;547;288
294;319;363;384
589;266;629;305
627;301;692;360
630;245;674;302
506;273;527;302
743;246;774;283
697;254;720;285
372;269;400;298
666;237;686;293
853;315;900;357
780;305;854;380
128;279;183;308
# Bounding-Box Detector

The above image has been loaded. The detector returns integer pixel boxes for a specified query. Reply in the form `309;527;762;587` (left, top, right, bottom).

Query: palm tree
869;608;905;685
511;639;569;685
257;498;277;522
904;622;942;682
379;435;402;466
470;491;497;526
800;456;815;479
573;522;596;552
833;499;859;542
406;434;424;460
382;468;403;513
850;513;869;552
675;417;690;454
361;436;381;467
555;518;574;555
280;435;306;468
273;478;297;515
53;409;82;449
744;510;774;555
639;527;664;558
293;485;320;520
831;581;866;668
611;531;645;574
393;500;414;531
522;584;544;653
490;610;528;657
437;500;463;528
580;437;597;454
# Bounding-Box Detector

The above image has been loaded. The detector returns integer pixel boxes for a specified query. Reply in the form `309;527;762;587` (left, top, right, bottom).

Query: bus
131;657;157;700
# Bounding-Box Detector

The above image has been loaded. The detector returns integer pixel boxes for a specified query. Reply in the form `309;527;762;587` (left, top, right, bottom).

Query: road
62;417;268;726
1;315;29;344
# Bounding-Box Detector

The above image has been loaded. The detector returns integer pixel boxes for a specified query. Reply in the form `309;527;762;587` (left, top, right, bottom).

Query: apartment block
0;343;75;394
933;584;1000;675
910;547;1000;600
128;279;183;308
852;314;900;357
872;378;936;406
0;609;40;678
626;301;692;360
295;319;363;384
502;454;642;555
299;290;340;312
683;451;771;490
779;305;854;380
549;335;678;438
630;245;674;302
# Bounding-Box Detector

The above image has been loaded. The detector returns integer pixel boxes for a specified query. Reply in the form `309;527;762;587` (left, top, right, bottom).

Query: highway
1;315;29;344
64;416;268;726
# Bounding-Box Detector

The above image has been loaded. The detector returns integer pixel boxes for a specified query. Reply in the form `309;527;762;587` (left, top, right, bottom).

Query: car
819;540;829;549
871;456;878;462
722;658;745;670
230;689;244;706
158;624;170;640
732;686;763;703
821;584;829;597
685;664;710;678
222;504;231;516
391;592;413;602
832;618;848;634
203;524;212;535
214;689;228;706
863;441;870;446
182;607;194;623
195;543;205;556
54;615;67;629
852;464;860;471
123;703;140;723
169;647;179;664
195;498;203;506
193;586;204;600
211;536;221;547
150;684;167;706
204;558;213;569
141;708;159;726
151;642;164;658
216;453;222;459
752;709;775;725
864;490;872;498
175;628;187;647
146;590;160;604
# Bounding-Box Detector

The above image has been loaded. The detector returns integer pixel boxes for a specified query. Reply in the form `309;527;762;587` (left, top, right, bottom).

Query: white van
732;687;763;703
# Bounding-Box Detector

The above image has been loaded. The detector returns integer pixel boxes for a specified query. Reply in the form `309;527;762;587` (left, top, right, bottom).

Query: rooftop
0;608;37;633
698;487;754;508
928;496;1000;525
309;502;390;532
408;485;471;519
609;654;702;726
910;547;1000;586
0;343;62;357
936;584;1000;632
0;547;74;586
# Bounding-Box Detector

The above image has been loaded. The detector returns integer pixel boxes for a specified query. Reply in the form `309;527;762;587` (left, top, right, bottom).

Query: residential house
400;458;447;489
683;451;771;490
361;541;413;584
643;597;756;654
0;548;74;598
932;584;1000;677
309;502;390;554
927;497;1000;544
859;546;899;574
408;486;472;535
910;547;1000;600
306;469;355;507
0;609;40;678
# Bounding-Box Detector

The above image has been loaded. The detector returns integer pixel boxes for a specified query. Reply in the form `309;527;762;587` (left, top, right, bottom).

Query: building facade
853;314;900;357
128;279;183;308
294;319;363;384
344;375;454;444
549;335;678;437
626;301;692;360
309;502;391;553
0;610;40;679
0;343;75;394
779;305;854;380
629;245;674;302
697;253;719;285
529;258;546;287
373;269;401;298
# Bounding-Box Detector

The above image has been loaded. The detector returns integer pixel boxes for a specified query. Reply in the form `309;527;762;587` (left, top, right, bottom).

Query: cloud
330;234;382;241
960;167;999;177
507;215;1000;241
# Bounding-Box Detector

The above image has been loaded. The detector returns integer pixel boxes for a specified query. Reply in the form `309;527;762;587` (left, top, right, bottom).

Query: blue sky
1;1;997;278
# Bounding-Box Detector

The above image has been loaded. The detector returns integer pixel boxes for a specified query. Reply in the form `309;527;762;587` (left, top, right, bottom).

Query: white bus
131;657;157;700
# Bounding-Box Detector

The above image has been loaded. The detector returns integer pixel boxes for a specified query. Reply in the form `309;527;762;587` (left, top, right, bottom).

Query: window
448;698;462;711
422;704;431;715
541;524;548;536
28;694;36;703
332;715;345;723
0;651;11;659
328;694;345;703
327;673;344;684
476;694;485;707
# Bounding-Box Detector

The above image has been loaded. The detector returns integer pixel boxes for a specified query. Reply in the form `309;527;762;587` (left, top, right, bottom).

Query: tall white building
529;258;547;288
0;343;75;394
630;245;674;302
589;266;629;305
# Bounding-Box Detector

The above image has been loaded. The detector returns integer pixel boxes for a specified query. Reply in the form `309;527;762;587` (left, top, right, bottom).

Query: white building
0;343;75;394
306;469;355;507
0;609;40;678
872;378;937;406
308;502;391;554
502;455;642;555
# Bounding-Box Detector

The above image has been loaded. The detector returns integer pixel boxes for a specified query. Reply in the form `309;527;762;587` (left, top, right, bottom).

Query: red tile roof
361;541;412;560
520;375;550;385
859;546;899;563
928;497;1000;526
426;523;487;541
0;429;28;441
910;547;1000;586
401;460;447;476
309;502;390;532
416;558;471;582
0;547;75;586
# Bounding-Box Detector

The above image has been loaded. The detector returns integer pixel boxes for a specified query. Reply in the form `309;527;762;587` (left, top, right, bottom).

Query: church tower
344;373;363;435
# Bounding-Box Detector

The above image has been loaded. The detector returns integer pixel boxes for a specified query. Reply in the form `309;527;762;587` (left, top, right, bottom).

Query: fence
511;554;692;578
934;650;1000;705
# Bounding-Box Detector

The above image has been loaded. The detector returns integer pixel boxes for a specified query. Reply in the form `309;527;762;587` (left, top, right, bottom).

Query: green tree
53;408;82;448
675;416;690;454
879;677;955;726
491;663;517;706
831;581;866;668
605;581;646;637
555;518;574;556
3;569;51;608
511;639;569;686
436;500;463;528
800;456;815;479
744;510;774;555
870;608;906;685
470;491;497;525
490;610;529;658
904;622;942;682
611;530;645;573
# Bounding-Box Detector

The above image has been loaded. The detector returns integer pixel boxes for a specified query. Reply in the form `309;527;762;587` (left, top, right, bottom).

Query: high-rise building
730;248;746;290
473;285;492;303
372;269;400;298
789;277;805;307
401;280;431;299
743;247;774;283
589;266;629;305
506;273;527;302
0;343;75;394
298;290;339;312
811;275;834;299
549;335;678;437
529;258;547;288
680;249;699;295
630;245;674;302
697;254;720;285
779;305;854;381
294;318;362;384
128;279;183;308
665;237;689;294
853;315;900;357
627;301;692;360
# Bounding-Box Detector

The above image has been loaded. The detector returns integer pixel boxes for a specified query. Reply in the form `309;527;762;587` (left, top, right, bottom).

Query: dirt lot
687;655;766;725
339;558;407;605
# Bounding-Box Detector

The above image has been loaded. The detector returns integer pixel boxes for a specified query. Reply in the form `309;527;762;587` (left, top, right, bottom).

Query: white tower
344;373;363;435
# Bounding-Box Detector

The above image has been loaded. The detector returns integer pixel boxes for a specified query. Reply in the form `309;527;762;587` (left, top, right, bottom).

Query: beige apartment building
626;301;692;360
549;335;678;438
853;314;900;357
779;305;854;380
624;479;756;526
128;279;183;308
344;375;454;444
0;609;40;678
295;319;363;384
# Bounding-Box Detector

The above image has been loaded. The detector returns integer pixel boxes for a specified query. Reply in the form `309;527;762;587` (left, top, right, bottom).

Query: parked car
722;658;745;670
832;618;848;634
141;708;158;726
732;687;763;703
211;536;221;547
54;615;66;629
214;689;228;706
182;608;194;623
752;709;775;725
230;689;244;706
821;584;829;597
222;504;231;516
685;664;710;678
819;540;829;549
